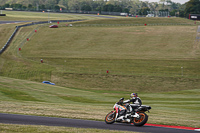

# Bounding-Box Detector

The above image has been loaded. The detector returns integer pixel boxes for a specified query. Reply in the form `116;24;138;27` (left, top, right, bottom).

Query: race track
0;113;196;133
0;21;31;24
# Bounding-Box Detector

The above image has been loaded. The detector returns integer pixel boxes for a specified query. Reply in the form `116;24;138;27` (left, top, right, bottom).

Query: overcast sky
140;0;190;4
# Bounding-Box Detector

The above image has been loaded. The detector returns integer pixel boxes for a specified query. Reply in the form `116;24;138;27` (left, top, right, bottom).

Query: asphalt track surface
0;113;196;133
0;21;31;24
0;16;113;25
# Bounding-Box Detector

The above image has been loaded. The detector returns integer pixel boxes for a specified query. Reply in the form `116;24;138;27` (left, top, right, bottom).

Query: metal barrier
0;19;83;55
0;26;19;54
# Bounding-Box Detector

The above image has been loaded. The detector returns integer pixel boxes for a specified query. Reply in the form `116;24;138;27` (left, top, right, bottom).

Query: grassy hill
0;11;200;128
1;16;200;92
0;76;199;128
73;17;196;25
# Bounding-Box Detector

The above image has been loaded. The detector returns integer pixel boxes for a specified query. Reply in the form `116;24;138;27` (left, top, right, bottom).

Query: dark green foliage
81;4;92;11
139;7;150;15
184;0;200;17
103;4;114;12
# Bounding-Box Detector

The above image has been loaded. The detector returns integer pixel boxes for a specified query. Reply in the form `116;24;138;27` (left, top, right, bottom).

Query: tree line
0;0;199;17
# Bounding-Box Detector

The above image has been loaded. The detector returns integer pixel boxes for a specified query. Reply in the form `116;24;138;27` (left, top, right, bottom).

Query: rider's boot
124;119;130;122
117;115;125;120
131;112;140;118
124;113;131;118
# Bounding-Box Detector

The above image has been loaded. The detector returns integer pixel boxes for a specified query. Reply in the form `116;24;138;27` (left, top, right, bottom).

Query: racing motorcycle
105;101;151;126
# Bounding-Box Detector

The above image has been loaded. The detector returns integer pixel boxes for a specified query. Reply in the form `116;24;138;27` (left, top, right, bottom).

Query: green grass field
0;11;200;131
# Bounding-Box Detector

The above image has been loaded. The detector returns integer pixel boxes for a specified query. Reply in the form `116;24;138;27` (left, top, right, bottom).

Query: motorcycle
105;101;151;126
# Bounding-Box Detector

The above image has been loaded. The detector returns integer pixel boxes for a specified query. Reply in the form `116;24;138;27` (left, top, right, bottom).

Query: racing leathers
124;97;142;106
117;97;142;120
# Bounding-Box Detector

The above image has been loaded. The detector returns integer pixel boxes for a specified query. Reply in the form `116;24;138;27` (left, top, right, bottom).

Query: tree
45;0;58;10
170;9;176;16
22;5;27;10
128;1;140;15
159;0;166;4
4;3;10;8
184;0;200;17
10;4;23;9
113;5;122;12
148;2;157;11
103;4;114;12
141;2;148;8
39;4;46;10
91;1;101;11
0;0;189;15
68;0;81;11
166;0;172;5
170;2;179;10
54;5;60;11
123;8;129;14
139;7;150;15
81;4;91;11
92;0;105;12
179;10;185;17
59;0;69;10
28;4;33;9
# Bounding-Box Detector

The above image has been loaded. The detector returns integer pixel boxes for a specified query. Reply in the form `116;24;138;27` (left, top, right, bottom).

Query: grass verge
0;123;136;133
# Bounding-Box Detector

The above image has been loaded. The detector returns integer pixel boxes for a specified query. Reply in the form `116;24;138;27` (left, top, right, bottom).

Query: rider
117;93;142;120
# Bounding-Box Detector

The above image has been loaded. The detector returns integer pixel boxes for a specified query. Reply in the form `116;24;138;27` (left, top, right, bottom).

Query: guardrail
0;19;83;55
0;26;19;55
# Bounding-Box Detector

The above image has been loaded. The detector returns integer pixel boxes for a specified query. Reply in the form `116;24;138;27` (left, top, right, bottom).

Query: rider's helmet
130;93;138;99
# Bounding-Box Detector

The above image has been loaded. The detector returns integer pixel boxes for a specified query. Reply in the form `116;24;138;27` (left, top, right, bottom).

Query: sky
140;0;190;4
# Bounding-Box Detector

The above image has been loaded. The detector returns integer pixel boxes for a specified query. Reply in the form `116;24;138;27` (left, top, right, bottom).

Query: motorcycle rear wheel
105;111;116;124
133;112;148;126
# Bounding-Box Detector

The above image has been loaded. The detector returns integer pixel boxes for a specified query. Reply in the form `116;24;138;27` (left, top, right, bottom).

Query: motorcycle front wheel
133;112;148;126
105;111;116;124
